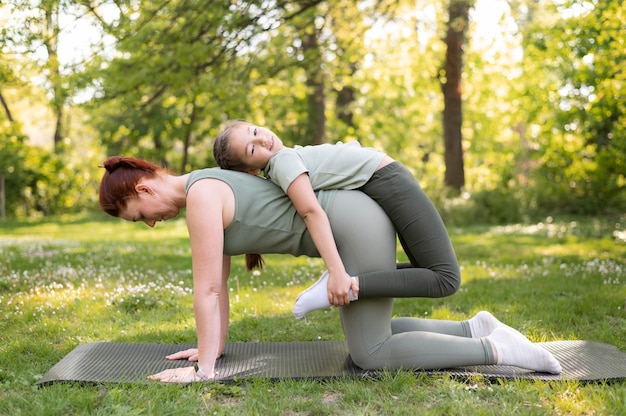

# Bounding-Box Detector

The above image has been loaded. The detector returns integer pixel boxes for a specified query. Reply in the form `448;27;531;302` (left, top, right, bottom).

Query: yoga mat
37;340;626;386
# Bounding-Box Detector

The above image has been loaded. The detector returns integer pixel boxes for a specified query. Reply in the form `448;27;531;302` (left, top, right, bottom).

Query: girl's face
120;182;180;227
229;124;284;174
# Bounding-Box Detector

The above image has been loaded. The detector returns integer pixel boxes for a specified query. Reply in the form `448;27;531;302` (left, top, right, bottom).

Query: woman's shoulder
187;168;250;189
187;168;280;194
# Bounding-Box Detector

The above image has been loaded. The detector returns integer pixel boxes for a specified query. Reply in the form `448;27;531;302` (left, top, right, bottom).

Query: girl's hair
213;120;252;172
99;156;162;217
245;254;264;271
214;120;265;271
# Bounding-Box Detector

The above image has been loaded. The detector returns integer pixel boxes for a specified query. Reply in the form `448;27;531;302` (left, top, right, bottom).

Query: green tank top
185;168;335;257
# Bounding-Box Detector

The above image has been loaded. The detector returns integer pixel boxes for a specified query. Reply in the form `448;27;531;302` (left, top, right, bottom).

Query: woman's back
186;168;336;257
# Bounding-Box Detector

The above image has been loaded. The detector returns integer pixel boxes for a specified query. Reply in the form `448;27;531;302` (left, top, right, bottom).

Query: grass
0;212;625;415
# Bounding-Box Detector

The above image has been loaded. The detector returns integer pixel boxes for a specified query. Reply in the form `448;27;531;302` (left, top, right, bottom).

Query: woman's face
229;124;284;173
120;184;180;227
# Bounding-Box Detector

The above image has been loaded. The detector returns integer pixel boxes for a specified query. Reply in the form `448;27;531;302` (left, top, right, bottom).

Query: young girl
213;121;461;319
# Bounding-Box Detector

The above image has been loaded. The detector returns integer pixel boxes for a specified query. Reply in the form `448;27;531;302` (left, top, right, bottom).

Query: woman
99;156;561;382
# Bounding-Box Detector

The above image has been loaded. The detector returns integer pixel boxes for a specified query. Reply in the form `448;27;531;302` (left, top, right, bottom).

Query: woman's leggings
327;191;494;369
327;191;494;370
357;162;461;298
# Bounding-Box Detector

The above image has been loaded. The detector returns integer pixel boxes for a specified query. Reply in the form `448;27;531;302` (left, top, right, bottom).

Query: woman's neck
151;172;190;208
170;173;191;208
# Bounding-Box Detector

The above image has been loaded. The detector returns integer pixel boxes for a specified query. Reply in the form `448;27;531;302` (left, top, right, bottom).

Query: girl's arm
286;174;356;305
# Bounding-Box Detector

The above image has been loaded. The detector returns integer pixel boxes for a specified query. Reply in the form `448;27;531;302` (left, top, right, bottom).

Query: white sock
488;327;562;374
468;311;525;338
292;271;357;319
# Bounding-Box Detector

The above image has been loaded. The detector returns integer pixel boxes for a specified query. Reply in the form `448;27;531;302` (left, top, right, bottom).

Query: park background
1;0;625;414
0;0;623;222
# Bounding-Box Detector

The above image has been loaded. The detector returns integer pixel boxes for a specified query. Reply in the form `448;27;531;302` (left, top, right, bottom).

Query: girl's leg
293;165;459;316
358;162;461;298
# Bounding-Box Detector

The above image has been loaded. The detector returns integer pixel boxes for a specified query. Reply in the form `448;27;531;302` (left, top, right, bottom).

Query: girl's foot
468;311;525;338
292;271;357;319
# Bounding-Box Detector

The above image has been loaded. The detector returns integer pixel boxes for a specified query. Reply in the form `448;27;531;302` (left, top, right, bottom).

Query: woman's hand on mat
148;366;212;383
165;348;199;362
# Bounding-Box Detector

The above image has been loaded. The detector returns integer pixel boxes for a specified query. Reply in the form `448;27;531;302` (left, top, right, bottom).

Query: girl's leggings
357;162;461;298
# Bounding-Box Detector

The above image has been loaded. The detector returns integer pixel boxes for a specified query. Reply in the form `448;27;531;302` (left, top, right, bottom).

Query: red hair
99;156;162;217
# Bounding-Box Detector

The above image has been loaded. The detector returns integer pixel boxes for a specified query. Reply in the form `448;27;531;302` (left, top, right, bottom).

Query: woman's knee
349;351;379;370
340;299;394;370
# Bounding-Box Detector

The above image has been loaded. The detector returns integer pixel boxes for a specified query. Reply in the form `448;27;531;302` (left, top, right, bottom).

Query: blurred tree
83;0;249;170
510;0;625;214
249;0;380;145
83;0;334;170
440;0;473;192
345;0;443;170
0;91;13;123
0;60;18;123
300;7;326;145
243;0;401;150
0;52;23;218
2;0;76;153
0;127;27;217
455;0;536;223
3;0;621;219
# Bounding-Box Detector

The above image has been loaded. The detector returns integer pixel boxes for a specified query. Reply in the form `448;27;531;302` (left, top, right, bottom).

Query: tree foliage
509;0;625;215
0;0;623;219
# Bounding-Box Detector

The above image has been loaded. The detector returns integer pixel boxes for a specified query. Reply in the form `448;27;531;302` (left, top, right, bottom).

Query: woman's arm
162;255;230;364
188;181;231;380
149;180;232;383
286;174;356;305
218;255;231;356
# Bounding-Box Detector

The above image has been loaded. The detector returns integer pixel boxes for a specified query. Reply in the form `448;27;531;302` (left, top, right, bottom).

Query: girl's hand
165;348;199;362
327;271;354;306
147;366;213;383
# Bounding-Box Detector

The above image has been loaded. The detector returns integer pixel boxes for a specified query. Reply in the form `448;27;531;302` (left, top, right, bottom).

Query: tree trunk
152;133;169;168
0;91;14;122
336;85;356;128
44;2;65;153
0;175;5;220
441;0;471;191
302;30;326;145
1;92;12;219
180;98;198;174
53;105;63;151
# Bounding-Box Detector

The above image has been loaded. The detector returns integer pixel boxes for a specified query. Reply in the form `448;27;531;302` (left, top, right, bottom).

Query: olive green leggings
357;162;461;298
327;191;494;370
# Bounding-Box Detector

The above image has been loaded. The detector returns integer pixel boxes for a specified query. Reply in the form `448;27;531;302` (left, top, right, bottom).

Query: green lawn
1;213;625;415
